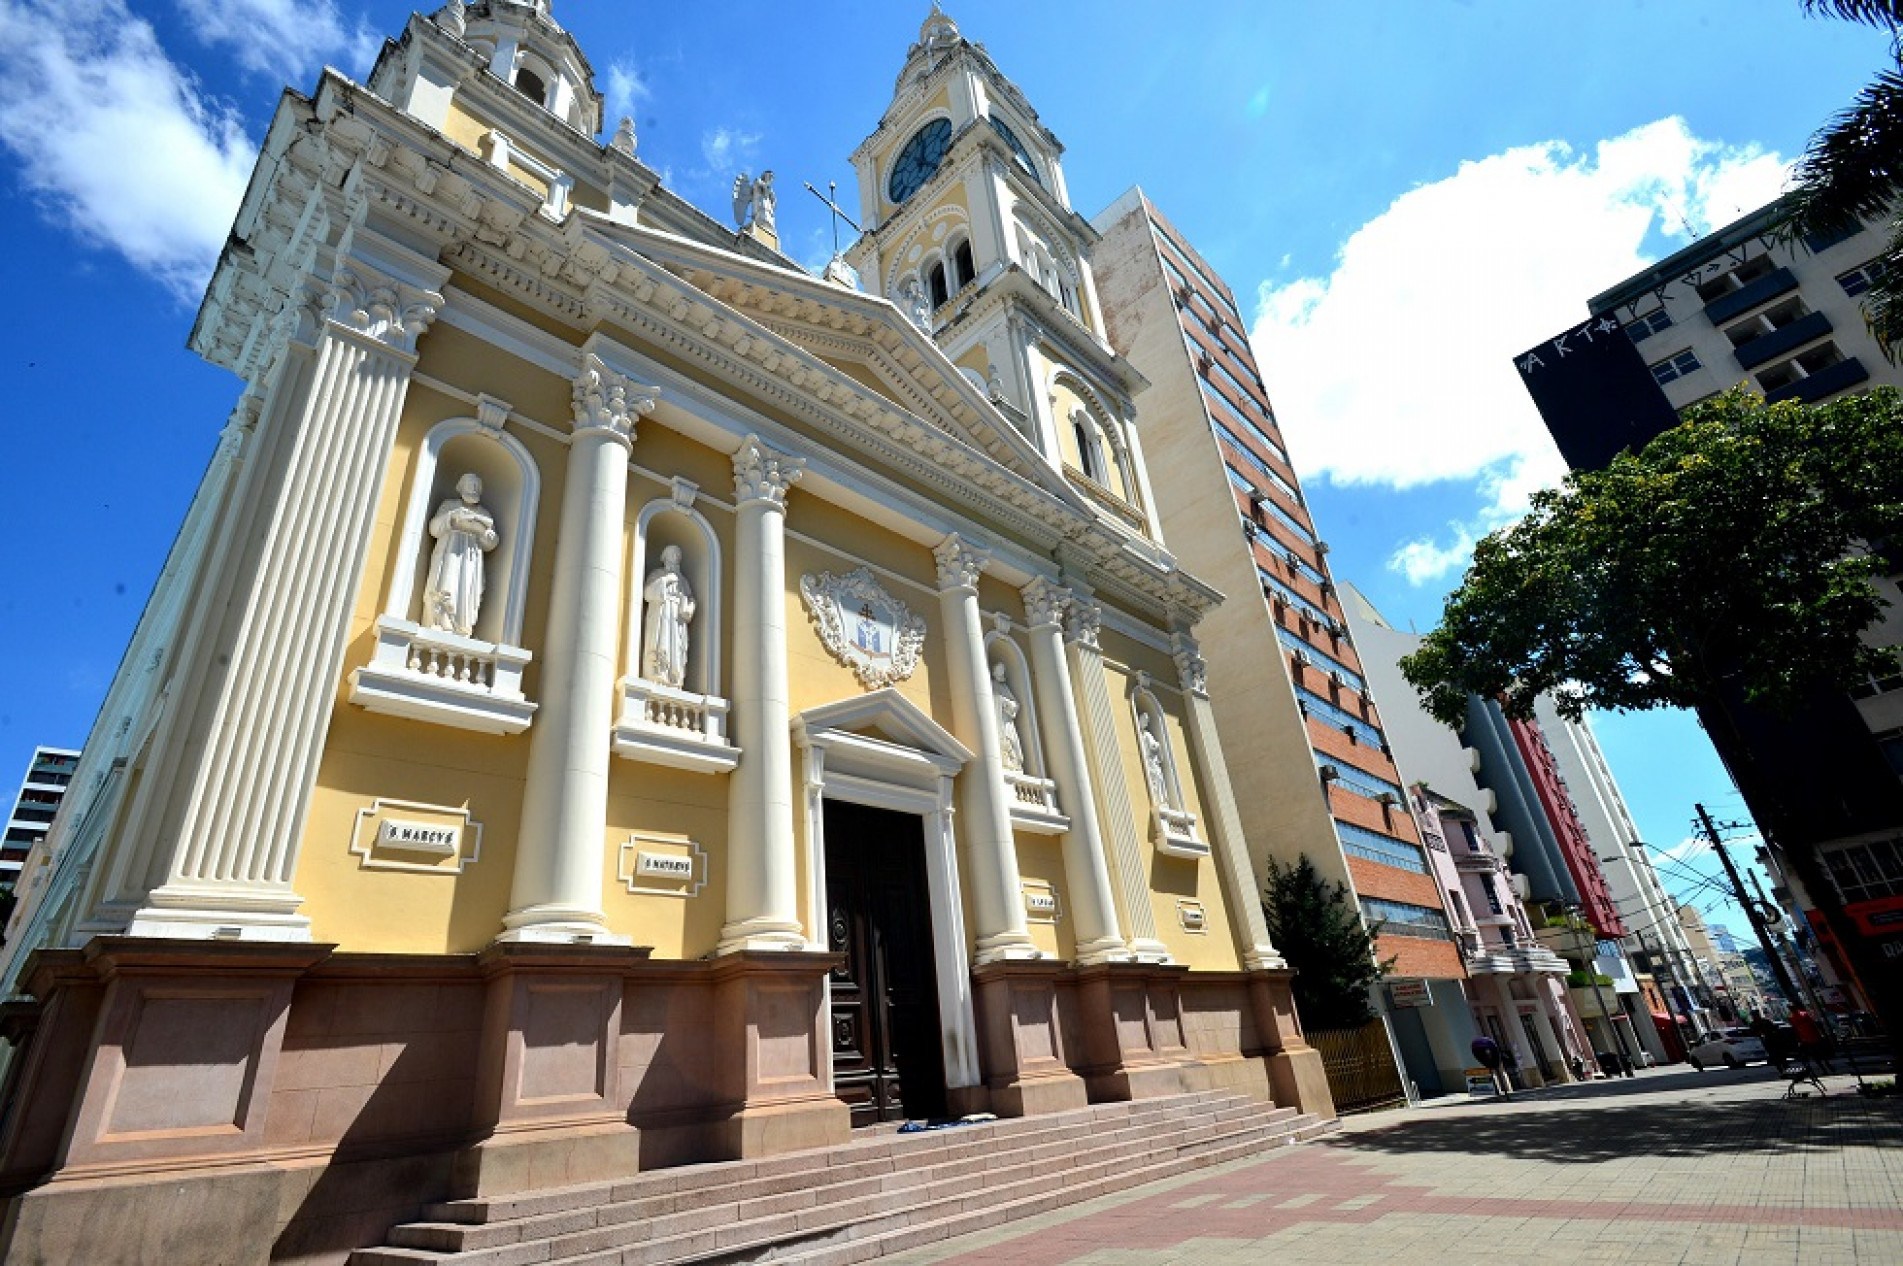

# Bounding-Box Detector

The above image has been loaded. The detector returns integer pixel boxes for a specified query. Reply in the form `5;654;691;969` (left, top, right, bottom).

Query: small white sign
1177;900;1207;933
636;851;696;880
1025;891;1059;917
377;819;461;855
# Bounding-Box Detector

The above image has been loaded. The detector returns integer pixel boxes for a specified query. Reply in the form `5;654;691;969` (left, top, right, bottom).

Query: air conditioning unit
1510;872;1531;900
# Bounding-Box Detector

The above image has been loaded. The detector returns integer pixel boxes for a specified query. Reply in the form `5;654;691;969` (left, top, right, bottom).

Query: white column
126;244;447;939
936;535;1039;964
1172;631;1284;971
720;435;808;954
1021;579;1126;964
1062;595;1169;960
502;352;654;943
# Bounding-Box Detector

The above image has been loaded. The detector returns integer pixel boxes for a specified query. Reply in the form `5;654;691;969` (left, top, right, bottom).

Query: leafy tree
1263;855;1391;1032
1399;388;1903;726
1786;1;1903;355
1401;386;1903;1061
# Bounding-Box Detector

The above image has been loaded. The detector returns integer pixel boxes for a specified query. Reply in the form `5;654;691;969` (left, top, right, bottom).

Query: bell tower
845;6;1158;538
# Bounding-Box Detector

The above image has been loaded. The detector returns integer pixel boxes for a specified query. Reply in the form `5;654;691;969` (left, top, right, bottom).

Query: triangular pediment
571;213;1089;511
794;688;973;766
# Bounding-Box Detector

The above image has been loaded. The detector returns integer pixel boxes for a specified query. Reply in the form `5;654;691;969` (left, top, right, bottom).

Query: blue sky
0;0;1889;943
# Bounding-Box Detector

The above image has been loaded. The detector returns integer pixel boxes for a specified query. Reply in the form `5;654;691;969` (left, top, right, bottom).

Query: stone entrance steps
349;1091;1337;1266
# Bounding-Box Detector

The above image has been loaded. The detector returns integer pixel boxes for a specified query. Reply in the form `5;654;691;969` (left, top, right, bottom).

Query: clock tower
846;5;1160;540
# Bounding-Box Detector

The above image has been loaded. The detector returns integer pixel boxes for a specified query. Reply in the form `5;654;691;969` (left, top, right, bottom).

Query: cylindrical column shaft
720;436;807;953
936;536;1038;964
504;356;651;942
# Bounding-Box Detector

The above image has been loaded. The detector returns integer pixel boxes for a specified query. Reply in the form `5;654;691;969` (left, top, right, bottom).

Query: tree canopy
1400;388;1903;726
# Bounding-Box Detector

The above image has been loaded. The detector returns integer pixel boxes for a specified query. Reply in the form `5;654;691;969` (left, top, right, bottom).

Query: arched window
1071;409;1105;485
952;239;975;291
513;66;547;104
928;260;949;309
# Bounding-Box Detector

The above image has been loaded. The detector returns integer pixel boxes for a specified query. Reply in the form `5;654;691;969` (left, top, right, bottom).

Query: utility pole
1695;803;1803;1010
1747;867;1828;1019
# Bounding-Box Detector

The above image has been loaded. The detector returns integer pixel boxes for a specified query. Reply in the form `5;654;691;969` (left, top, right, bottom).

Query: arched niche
983;628;1067;835
1051;371;1141;518
1128;679;1206;859
387;417;540;648
612;483;738;774
348;411;541;736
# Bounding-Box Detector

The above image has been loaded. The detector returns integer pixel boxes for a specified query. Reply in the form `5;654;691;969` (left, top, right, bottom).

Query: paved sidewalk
882;1067;1903;1265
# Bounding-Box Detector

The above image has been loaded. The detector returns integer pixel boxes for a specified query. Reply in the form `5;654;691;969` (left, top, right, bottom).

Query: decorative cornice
732;434;804;508
934;533;990;593
571;353;657;446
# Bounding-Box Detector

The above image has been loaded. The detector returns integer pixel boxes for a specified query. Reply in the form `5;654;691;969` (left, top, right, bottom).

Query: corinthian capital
1021;577;1073;630
732;434;804;507
1064;597;1103;650
571;354;658;445
323;266;442;355
1172;630;1209;697
934;534;990;592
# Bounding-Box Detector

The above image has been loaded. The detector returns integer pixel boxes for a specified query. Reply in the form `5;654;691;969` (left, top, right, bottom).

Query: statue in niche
1138;712;1171;806
424;473;498;638
992;662;1025;773
641;545;696;689
900;277;932;332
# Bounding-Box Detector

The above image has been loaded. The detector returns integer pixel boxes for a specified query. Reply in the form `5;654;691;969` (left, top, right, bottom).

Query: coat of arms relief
799;568;927;689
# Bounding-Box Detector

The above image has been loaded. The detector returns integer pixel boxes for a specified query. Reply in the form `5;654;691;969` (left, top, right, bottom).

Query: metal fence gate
1309;1019;1407;1113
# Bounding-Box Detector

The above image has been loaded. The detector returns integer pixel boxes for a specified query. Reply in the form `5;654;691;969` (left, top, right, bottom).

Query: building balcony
1453;849;1499;872
1701;266;1797;324
612;677;739;775
1767;355;1869;404
1733;310;1832;370
349;616;537;736
1152;804;1208;859
1004;770;1069;836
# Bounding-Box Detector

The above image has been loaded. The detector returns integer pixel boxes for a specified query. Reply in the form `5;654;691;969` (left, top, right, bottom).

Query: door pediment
794;688;972;771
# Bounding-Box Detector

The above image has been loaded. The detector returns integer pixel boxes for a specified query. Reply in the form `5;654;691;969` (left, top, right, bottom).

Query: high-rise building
1093;190;1468;1102
1519;198;1903;1028
1;748;78;891
0;6;1332;1261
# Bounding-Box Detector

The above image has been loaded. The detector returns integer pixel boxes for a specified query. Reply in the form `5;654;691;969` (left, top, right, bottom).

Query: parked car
1686;1028;1768;1070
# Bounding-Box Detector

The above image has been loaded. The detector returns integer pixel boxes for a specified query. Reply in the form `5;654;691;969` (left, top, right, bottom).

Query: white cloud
175;0;377;83
1252;117;1791;576
605;59;651;123
0;0;255;300
701;125;761;174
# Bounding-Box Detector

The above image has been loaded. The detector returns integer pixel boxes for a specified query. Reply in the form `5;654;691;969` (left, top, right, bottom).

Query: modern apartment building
1094;191;1470;1099
2;748;78;892
1522;198;1903;1030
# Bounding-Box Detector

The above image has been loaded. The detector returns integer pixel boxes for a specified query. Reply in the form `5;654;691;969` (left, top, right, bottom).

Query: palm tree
1786;2;1903;355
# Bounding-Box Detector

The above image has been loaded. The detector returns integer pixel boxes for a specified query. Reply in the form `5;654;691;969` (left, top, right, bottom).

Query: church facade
0;4;1329;1260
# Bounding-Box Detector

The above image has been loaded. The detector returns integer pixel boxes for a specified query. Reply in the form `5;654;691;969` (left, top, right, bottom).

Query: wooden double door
823;799;948;1127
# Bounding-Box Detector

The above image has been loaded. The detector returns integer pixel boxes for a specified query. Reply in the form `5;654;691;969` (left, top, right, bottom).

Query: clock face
887;118;954;205
988;115;1042;186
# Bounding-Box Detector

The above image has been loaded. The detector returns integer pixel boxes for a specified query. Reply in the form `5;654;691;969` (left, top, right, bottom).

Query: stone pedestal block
706;951;850;1156
1072;962;1203;1103
972;961;1088;1117
1249;968;1337;1119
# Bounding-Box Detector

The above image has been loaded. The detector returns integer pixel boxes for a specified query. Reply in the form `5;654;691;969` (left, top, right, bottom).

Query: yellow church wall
441;98;491;160
600;763;731;959
781;502;943;720
1012;833;1073;961
293;319;579;955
